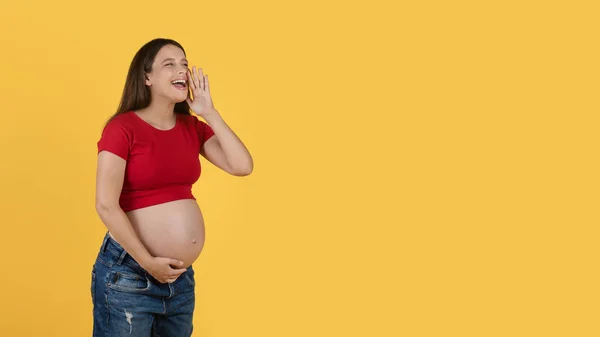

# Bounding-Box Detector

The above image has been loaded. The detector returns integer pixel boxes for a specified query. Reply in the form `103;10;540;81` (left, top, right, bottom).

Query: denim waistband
99;232;146;273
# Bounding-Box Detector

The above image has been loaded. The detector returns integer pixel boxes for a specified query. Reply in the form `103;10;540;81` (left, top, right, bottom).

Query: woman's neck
138;99;177;123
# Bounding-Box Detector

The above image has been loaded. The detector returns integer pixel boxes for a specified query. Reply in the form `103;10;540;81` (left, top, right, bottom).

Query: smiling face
145;44;190;103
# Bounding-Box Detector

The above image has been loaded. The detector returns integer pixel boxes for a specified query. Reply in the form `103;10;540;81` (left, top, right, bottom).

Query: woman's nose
177;65;188;74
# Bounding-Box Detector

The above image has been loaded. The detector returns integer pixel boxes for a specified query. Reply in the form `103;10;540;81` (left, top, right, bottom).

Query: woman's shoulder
98;112;139;142
103;111;138;130
178;112;198;122
177;112;202;128
109;111;136;123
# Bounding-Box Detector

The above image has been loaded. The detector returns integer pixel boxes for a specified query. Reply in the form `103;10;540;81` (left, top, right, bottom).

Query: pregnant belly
124;199;206;268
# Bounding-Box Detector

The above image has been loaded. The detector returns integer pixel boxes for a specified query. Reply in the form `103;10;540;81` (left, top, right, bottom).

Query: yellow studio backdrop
0;0;598;336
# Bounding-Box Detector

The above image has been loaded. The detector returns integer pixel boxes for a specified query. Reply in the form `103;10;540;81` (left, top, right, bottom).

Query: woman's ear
145;74;152;86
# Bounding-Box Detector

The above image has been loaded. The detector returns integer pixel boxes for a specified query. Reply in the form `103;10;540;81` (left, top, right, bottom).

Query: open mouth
171;79;187;90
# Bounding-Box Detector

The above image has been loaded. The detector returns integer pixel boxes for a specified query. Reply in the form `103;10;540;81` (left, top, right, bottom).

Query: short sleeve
194;117;215;149
97;119;131;160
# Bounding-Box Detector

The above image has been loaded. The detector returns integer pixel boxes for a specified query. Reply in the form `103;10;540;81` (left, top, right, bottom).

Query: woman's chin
171;94;188;103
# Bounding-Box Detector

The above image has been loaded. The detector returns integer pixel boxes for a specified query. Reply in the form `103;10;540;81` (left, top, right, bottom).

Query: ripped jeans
91;232;196;337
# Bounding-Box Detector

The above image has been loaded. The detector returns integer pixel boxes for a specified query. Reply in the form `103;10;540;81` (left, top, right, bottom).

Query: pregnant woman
91;38;253;337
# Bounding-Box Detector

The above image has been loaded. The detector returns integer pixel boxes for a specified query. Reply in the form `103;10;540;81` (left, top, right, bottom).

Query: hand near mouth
186;66;217;118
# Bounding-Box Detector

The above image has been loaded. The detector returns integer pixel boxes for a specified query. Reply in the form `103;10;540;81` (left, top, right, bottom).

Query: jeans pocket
107;270;151;293
184;268;195;287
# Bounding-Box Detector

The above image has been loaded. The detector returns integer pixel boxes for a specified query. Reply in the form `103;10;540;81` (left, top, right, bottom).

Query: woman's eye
166;63;174;66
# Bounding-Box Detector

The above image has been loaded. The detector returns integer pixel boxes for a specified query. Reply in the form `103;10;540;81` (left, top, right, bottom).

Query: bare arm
95;151;155;267
95;151;186;283
201;110;254;176
185;67;253;175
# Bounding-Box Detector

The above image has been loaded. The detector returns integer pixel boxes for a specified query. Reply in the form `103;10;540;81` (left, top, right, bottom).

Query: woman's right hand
144;257;188;283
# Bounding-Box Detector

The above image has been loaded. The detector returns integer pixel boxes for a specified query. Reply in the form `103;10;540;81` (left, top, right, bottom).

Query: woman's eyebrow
161;57;188;62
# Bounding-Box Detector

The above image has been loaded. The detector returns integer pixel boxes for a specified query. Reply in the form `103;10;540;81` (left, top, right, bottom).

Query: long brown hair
104;38;191;126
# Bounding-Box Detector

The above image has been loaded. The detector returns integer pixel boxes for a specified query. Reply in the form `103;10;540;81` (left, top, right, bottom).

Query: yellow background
0;0;598;336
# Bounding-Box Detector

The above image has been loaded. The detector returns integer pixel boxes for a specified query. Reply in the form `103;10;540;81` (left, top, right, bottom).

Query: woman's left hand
187;66;217;118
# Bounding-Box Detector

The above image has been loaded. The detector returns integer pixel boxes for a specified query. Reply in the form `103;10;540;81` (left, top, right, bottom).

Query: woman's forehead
155;44;186;61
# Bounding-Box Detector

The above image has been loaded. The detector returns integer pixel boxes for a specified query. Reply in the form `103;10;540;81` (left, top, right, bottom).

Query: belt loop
117;250;127;265
100;232;110;253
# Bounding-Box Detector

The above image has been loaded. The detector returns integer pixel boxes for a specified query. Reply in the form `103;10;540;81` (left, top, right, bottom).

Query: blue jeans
91;232;196;337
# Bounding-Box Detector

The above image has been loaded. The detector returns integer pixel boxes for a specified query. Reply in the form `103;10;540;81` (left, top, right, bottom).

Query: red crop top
97;111;215;212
